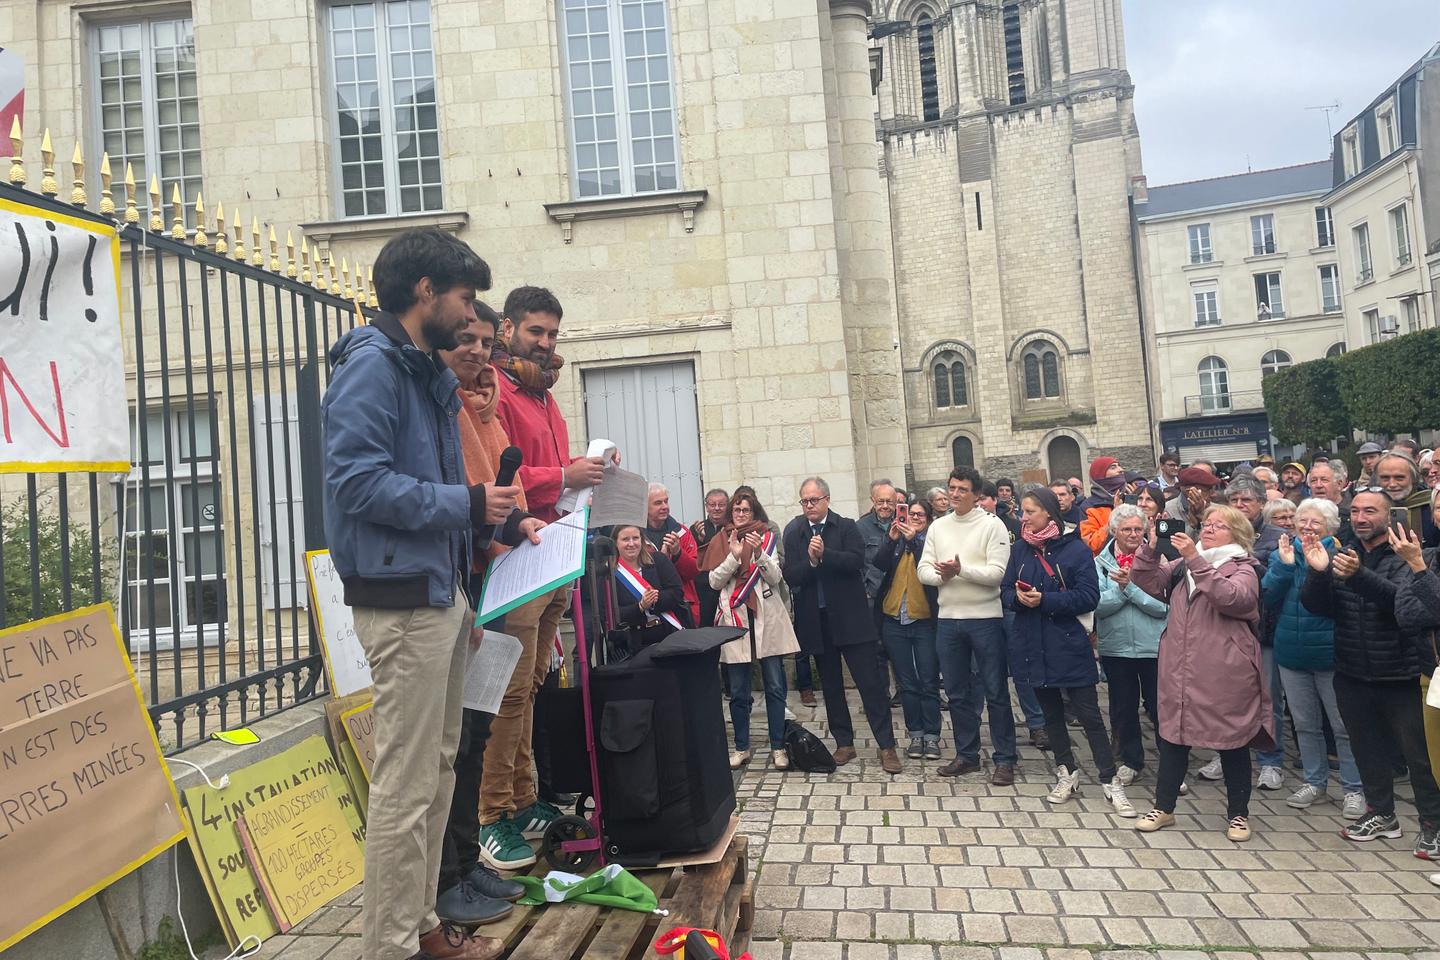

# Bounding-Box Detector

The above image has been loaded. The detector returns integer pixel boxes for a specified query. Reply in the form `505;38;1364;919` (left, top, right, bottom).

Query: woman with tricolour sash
611;524;691;650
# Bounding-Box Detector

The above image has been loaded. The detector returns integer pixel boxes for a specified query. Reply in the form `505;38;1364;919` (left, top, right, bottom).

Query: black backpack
783;720;836;773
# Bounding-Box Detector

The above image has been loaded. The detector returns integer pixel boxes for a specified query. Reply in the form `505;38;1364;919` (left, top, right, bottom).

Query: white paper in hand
555;438;619;516
464;631;523;714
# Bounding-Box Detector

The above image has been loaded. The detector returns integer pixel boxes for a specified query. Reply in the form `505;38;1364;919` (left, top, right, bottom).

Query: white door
581;362;703;523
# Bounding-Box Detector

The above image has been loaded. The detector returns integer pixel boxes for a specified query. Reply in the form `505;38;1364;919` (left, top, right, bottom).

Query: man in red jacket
479;286;608;870
645;483;701;626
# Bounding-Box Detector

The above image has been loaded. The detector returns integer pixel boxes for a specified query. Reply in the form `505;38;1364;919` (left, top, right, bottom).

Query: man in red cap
1166;464;1223;534
1078;456;1135;554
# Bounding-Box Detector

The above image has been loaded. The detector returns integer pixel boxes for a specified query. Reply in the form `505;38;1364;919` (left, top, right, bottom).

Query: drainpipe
1126;191;1160;455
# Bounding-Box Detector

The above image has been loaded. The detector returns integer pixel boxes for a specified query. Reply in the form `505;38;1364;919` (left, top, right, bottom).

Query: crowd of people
322;228;1440;959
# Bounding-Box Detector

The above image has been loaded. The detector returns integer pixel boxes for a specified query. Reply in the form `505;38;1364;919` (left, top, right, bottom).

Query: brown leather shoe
879;747;903;774
938;757;981;777
418;923;504;960
991;764;1016;786
800;689;817;707
832;745;857;766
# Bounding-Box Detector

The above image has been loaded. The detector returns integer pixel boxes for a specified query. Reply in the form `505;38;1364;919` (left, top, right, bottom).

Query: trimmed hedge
1263;328;1440;444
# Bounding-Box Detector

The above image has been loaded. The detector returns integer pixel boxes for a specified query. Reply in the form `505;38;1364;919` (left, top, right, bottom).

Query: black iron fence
0;171;374;753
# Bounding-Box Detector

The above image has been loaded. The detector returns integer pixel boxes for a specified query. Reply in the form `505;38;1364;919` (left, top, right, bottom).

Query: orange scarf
457;368;527;567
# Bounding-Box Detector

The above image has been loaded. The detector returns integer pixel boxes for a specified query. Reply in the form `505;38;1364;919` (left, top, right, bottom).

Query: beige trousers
478;585;569;824
354;600;470;960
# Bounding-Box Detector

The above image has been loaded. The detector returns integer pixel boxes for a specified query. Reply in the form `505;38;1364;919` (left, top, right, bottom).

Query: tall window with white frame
1342;128;1361;178
1253;272;1283;319
1314;206;1334;247
1319;264;1342;313
560;0;680;198
92;17;202;223
1403;296;1422;333
1250;213;1276;255
327;0;443;218
1021;341;1061;402
1353;222;1373;283
1363;307;1383;344
1192;284;1220;327
1378;102;1397;155
1187;223;1212;264
1260;349;1292;379
1197;356;1230;414
122;404;225;647
1390;204;1412;267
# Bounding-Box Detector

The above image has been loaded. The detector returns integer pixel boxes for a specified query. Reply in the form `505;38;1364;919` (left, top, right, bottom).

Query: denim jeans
936;618;1017;765
882;617;942;737
727;657;789;751
1256;645;1286;769
794;653;815;692
1280;665;1362;792
1002;608;1045;731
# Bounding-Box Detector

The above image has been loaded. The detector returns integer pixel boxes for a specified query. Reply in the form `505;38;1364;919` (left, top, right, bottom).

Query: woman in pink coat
1130;504;1274;842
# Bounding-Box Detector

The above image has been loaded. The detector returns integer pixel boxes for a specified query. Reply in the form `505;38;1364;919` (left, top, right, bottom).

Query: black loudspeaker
589;633;737;865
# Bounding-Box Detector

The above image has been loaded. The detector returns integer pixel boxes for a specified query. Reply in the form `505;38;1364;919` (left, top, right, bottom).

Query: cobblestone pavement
243;685;1440;959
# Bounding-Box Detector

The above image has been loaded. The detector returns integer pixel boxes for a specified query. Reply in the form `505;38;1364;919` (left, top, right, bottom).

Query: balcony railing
1184;390;1266;417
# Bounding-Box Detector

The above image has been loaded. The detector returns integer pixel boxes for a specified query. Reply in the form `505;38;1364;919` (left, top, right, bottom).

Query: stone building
1136;161;1347;469
1324;42;1439;349
871;0;1154;491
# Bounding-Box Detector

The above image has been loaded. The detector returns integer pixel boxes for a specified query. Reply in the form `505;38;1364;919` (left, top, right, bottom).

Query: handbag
1428;631;1440;710
1033;548;1095;633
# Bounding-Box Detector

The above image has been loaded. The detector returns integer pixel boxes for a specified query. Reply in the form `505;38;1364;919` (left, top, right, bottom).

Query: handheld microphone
476;446;523;549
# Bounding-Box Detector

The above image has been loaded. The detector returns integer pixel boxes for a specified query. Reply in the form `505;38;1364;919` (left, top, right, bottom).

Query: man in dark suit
783;476;902;774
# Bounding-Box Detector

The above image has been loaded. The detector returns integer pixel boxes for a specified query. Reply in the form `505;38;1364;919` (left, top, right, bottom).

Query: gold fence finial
267;224;280;272
193;192;207;248
341;258;353;298
98;153;115;216
356;262;367;306
315;250;329;292
39;129;58;197
232;207;245;260
285;230;297;277
69;142;87;207
122;163;139;224
300;238;312;283
8;116;24;186
367;265;377;308
250;217;263;267
329;254;340;294
148;175;163;231
170;183;185;240
214;202;228;254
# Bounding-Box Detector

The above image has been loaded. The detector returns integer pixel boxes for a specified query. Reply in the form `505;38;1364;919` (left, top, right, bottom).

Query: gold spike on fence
267;225;280;273
329;256;340;294
315;251;329;293
193;193;208;248
286;230;297;278
123;163;139;225
169;183;185;241
8;117;24;186
214;202;228;255
367;265;377;308
39;129;57;197
148;175;163;232
300;238;312;284
98;153;115;216
232;207;245;260
356;262;367;306
250;218;263;267
69;143;87;208
341;258;352;299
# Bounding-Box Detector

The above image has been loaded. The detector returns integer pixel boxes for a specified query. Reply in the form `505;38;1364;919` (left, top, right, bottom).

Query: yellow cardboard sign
0;604;186;952
182;736;364;946
340;701;375;780
238;774;363;930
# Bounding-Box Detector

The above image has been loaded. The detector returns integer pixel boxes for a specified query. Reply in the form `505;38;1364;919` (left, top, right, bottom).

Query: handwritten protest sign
237;774;363;931
340;701;374;780
304;550;372;697
0;604;185;952
181;736;364;946
323;695;370;820
0;197;128;473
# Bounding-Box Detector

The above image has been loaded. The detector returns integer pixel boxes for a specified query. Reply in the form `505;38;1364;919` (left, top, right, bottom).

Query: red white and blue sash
729;530;776;611
614;560;685;631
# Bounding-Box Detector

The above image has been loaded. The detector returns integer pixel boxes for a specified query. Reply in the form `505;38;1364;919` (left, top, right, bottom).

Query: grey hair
799;476;831;497
1311;459;1348;484
704;487;729;501
1107;503;1148;535
1295;497;1341;535
869;478;895;494
647;482;669;496
1225;475;1266;501
1379;453;1420;483
925;486;947;503
1262;498;1296;524
1252;466;1278;485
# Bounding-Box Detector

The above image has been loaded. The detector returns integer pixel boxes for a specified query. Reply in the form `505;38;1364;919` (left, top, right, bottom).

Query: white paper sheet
476;511;589;623
463;631;524;714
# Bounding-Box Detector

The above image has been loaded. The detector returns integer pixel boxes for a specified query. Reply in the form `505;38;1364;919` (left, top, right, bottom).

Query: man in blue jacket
323;228;540;960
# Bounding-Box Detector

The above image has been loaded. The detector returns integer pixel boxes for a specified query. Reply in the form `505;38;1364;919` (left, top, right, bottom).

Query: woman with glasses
1262;498;1296;533
1136;483;1181;561
873;500;942;760
1131;505;1273;842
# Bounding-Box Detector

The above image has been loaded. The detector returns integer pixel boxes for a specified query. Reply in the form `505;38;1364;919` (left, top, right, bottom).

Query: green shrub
1262;358;1349;447
1333;328;1440;433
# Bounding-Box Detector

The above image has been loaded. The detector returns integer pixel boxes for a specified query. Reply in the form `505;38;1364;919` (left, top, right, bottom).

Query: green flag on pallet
513;864;664;915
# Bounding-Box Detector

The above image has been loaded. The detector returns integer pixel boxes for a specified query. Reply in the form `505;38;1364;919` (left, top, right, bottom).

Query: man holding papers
322;229;540;960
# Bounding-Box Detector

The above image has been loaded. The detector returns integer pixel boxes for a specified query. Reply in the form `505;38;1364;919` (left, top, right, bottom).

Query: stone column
824;0;908;497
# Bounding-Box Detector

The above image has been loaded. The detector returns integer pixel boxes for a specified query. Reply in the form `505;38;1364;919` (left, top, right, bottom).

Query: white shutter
254;396;307;609
1178;441;1259;465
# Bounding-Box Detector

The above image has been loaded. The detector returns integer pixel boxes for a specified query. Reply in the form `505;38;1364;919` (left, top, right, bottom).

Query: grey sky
1122;1;1439;186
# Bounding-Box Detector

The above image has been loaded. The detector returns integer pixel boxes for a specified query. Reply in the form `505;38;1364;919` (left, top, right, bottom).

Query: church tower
874;0;1152;491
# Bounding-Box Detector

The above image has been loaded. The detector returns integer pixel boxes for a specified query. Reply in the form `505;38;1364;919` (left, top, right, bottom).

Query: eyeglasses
1199;521;1230;532
873;499;895;506
798;496;829;507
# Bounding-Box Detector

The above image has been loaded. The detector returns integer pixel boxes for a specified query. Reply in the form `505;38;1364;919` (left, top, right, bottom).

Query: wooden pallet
482;832;752;960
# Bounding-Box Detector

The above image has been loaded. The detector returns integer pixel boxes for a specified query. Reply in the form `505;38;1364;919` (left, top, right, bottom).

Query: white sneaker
1105;776;1138;818
1286;783;1325;808
1197;755;1223;780
771;749;790;770
784;705;797;721
729;749;752;769
1342;791;1367;819
1429;873;1440;888
1179;780;1190;795
1047;765;1081;804
1116;764;1140;787
1257;765;1283;790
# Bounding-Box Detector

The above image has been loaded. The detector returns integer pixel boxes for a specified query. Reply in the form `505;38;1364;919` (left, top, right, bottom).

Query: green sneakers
479;816;536;870
512;799;562;840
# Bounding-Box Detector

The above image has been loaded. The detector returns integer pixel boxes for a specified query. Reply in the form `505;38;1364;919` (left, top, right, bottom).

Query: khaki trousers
1421;675;1440;787
354;601;470;960
478;585;568;824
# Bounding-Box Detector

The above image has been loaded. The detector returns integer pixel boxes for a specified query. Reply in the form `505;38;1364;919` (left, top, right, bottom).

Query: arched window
1021;341;1061;400
1261;349;1292;378
952;436;974;468
1198;356;1231;413
932;351;969;409
917;16;940;122
1326;341;1347;358
1046;436;1082;482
